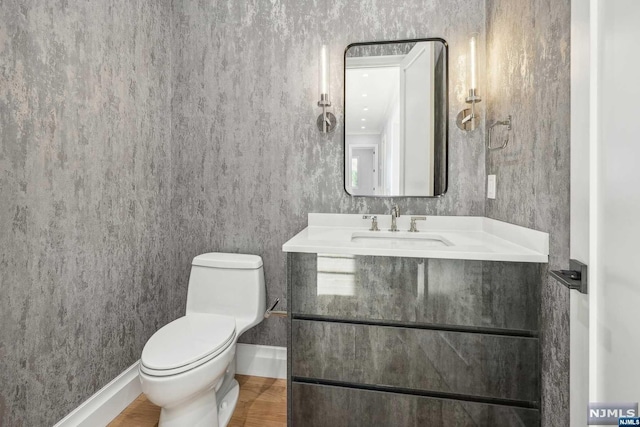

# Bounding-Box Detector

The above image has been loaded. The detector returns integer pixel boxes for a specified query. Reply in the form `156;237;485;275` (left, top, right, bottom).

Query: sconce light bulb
470;34;478;91
319;44;330;98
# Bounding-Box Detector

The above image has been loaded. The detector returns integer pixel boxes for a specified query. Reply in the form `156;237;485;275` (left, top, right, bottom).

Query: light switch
487;175;496;199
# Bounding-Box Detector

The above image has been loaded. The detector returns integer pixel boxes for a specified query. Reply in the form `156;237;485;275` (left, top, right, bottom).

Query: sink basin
351;231;452;247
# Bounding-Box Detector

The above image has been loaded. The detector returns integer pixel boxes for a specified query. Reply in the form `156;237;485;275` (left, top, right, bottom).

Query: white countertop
282;214;549;263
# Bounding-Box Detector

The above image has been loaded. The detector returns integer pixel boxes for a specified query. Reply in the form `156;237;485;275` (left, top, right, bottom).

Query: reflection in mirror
344;39;448;197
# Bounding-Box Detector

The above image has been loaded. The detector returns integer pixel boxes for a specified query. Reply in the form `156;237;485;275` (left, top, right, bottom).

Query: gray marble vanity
283;214;548;426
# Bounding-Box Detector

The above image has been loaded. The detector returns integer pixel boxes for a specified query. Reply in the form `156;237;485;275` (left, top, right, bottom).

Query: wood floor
109;375;287;427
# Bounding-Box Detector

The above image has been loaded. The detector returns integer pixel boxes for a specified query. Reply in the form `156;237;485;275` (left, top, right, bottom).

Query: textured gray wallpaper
170;0;487;348
0;0;571;425
0;1;172;425
485;1;571;425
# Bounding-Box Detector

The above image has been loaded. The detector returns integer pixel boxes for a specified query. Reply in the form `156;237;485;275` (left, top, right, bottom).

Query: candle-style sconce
456;34;481;131
317;44;337;133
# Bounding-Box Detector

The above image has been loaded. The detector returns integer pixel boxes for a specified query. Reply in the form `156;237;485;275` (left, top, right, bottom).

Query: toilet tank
185;253;266;335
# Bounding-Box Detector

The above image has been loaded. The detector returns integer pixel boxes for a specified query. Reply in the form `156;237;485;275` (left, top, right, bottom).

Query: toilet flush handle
264;298;287;318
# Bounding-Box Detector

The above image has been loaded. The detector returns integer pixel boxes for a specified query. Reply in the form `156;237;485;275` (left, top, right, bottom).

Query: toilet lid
141;313;236;374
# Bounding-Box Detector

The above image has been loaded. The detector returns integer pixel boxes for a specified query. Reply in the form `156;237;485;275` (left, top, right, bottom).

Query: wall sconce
317;44;337;133
456;33;481;131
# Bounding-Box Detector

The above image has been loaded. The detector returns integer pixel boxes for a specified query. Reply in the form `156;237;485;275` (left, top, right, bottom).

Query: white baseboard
53;361;141;427
54;344;286;427
236;344;287;379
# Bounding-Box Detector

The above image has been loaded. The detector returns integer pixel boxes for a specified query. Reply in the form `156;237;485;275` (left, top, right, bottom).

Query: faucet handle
363;215;379;231
409;216;427;232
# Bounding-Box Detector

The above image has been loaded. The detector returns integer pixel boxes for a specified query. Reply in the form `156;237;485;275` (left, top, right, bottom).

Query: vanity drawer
292;382;540;427
292;319;539;404
290;252;541;332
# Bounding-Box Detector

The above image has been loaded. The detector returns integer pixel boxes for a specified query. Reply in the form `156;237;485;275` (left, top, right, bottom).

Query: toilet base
157;379;240;427
218;379;239;427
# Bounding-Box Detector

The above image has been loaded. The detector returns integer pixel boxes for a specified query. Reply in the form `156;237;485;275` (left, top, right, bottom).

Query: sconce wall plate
456;108;479;131
317;111;337;133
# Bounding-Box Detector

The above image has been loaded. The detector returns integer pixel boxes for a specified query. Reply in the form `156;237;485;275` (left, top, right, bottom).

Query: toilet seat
141;313;236;377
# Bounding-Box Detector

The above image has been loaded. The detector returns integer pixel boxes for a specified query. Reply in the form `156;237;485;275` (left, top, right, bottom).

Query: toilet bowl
139;253;266;427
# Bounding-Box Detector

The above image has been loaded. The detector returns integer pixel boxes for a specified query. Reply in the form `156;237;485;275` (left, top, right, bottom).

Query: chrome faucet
390;205;400;232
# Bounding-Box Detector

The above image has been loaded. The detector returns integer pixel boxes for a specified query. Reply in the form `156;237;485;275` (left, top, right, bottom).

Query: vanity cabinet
287;252;543;426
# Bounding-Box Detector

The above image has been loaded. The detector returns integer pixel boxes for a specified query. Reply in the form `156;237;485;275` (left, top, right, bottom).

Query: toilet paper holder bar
264;298;287;318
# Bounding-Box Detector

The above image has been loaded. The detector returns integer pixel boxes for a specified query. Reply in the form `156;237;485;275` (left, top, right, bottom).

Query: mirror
344;39;448;197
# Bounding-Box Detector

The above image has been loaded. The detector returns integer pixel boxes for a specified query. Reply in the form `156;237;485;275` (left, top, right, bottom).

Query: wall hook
487;115;512;150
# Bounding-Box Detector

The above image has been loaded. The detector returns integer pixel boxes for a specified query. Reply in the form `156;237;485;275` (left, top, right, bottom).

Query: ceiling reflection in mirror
344;39;448;197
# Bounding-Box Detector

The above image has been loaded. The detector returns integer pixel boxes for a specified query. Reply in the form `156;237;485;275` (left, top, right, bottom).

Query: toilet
139;253;266;427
